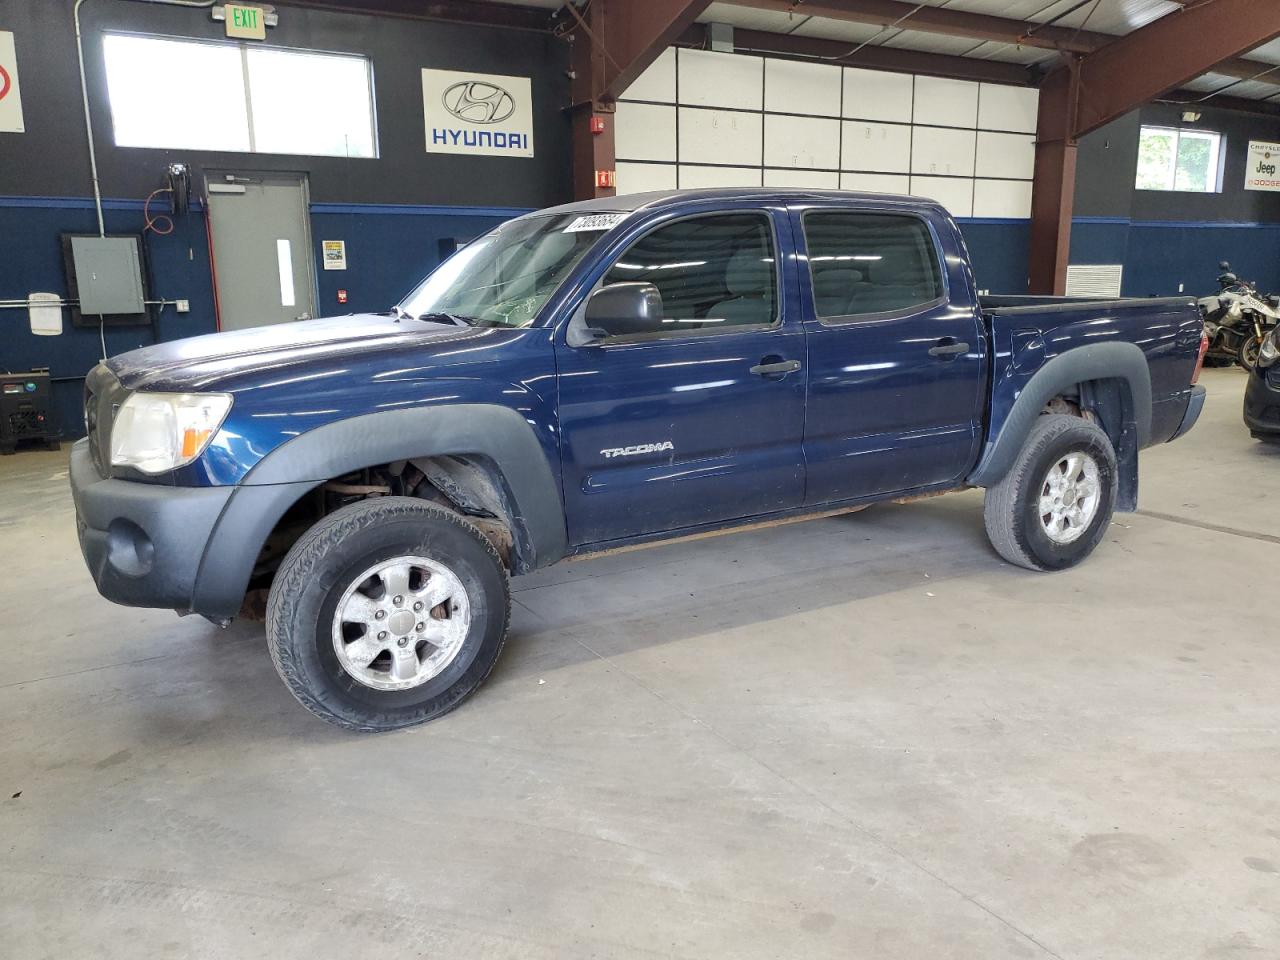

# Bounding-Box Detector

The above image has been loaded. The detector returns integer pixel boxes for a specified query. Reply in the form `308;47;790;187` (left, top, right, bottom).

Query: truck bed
977;293;1203;455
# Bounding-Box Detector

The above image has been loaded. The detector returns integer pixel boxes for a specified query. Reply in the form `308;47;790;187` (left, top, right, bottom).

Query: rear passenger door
555;208;807;546
790;203;985;504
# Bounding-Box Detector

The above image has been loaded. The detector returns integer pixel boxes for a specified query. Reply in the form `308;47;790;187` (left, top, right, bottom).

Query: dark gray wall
0;0;572;207
1075;102;1280;223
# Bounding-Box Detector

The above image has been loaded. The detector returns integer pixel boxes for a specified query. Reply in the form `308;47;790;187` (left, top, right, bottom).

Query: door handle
749;358;802;377
928;340;969;358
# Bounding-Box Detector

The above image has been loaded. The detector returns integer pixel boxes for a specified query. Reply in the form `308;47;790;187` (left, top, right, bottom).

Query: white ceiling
496;0;1280;102
689;0;1280;101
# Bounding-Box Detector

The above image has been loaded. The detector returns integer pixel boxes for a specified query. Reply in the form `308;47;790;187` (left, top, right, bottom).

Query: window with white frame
1135;125;1223;193
102;34;377;158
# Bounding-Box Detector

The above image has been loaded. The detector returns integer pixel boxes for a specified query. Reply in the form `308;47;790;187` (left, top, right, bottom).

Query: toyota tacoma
72;188;1208;731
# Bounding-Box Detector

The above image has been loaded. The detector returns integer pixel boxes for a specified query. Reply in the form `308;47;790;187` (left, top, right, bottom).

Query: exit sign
225;3;266;40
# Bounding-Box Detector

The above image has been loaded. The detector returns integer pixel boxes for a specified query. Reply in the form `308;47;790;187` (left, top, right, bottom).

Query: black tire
266;497;510;732
1239;334;1261;371
982;414;1118;572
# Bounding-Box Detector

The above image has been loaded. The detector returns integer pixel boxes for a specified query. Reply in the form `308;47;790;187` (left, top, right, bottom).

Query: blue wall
1070;218;1280;297
957;220;1031;294
1;198;219;439
309;205;522;317
0;197;523;438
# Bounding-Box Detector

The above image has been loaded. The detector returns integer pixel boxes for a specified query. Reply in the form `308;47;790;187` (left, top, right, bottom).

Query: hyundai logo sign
442;80;516;124
422;68;534;158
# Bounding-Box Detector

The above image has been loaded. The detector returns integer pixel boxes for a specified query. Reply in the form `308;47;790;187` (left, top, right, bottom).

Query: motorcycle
1197;261;1280;371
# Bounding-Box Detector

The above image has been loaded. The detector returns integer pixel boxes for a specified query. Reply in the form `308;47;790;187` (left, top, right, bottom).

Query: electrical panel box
70;236;146;315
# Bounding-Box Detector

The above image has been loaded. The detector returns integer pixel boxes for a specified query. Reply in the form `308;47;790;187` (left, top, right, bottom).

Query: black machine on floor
0;370;59;454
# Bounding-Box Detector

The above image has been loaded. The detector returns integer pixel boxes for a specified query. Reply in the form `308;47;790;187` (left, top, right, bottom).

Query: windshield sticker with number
563;214;628;233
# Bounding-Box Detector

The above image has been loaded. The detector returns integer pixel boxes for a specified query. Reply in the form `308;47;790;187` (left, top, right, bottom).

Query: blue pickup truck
72;188;1207;730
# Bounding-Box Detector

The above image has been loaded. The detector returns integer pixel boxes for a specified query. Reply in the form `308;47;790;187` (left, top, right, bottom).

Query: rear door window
802;213;944;320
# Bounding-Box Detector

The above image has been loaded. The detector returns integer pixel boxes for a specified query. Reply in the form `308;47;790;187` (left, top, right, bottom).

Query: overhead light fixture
1182;111;1202;123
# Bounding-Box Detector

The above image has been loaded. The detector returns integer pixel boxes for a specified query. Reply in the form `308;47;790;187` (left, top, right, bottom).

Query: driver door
554;209;807;547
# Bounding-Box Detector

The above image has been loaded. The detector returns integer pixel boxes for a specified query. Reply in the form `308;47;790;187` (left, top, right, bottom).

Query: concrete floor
1;365;1277;959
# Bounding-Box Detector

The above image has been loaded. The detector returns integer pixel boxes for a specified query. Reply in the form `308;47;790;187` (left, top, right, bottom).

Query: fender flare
190;405;567;619
967;342;1152;489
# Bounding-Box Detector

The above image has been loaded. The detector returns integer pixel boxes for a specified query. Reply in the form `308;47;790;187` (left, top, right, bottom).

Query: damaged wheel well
1041;377;1139;512
239;456;520;619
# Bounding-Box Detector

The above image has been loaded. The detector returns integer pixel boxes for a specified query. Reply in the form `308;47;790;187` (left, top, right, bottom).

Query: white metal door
206;171;317;331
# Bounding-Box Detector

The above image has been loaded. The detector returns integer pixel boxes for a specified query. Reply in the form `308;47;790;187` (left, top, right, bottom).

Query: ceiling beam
568;1;713;199
1164;91;1280;119
1056;0;1280;139
569;0;714;105
719;0;1279;87
273;0;556;32
726;0;1107;54
689;25;1037;86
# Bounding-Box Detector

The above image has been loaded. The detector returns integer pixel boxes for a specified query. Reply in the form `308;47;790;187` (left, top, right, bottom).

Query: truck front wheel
982;414;1118;571
266;497;510;732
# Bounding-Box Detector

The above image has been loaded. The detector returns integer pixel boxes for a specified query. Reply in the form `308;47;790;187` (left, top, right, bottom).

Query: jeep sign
422;68;534;158
1245;140;1280;192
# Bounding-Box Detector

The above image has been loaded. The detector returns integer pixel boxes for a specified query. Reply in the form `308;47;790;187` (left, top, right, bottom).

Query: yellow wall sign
225;4;266;41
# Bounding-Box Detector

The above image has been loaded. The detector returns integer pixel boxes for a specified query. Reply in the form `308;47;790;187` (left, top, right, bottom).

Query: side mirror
584;282;663;338
1219;260;1232;271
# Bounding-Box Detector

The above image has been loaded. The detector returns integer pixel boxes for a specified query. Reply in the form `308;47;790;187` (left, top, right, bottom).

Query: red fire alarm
595;169;616;189
337;289;348;304
589;116;606;135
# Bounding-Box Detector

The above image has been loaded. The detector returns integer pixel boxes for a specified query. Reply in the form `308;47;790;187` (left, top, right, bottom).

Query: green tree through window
1136;126;1222;192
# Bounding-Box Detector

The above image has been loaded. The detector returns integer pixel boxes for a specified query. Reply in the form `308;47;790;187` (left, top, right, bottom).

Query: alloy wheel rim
1037;452;1101;545
331;555;471;691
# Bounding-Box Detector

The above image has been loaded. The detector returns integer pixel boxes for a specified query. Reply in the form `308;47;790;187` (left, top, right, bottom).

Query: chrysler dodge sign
1245;140;1280;192
422;68;533;158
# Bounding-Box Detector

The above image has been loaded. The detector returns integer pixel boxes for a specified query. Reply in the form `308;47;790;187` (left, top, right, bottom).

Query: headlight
1260;330;1280;368
110;392;233;474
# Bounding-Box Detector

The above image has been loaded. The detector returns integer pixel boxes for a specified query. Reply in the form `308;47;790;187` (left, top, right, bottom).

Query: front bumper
1244;366;1280;439
69;439;233;612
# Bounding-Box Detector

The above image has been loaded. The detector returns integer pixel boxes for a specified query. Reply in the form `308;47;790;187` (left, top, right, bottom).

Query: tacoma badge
600;441;675;459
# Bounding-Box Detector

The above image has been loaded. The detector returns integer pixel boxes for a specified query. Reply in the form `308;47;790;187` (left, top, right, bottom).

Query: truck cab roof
531;187;941;219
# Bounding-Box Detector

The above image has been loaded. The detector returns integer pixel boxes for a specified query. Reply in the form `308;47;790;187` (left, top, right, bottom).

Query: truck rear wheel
982;414;1118;572
266;497;510;732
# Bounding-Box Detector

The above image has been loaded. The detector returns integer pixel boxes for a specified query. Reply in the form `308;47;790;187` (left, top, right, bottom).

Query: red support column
1028;61;1079;295
571;102;616;201
567;0;710;200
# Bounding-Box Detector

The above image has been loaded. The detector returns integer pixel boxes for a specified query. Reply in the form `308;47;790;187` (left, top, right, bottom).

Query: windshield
396;212;623;328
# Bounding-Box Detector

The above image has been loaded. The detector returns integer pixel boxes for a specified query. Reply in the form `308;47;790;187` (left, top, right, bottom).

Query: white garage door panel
624;48;676;104
910;176;973;217
978;83;1038;133
841;120;912;173
616;162;678;195
764;168;840;188
843;67;913;123
975;131;1035;179
678;165;763;188
973;179;1033;218
914;75;980;128
678;48;763;110
678;108;763;165
911;126;976;176
765;58;841;117
840;172;910;193
614;102;677;162
764;114;840;169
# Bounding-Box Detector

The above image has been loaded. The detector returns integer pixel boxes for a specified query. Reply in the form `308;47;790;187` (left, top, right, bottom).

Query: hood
108;314;486;393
